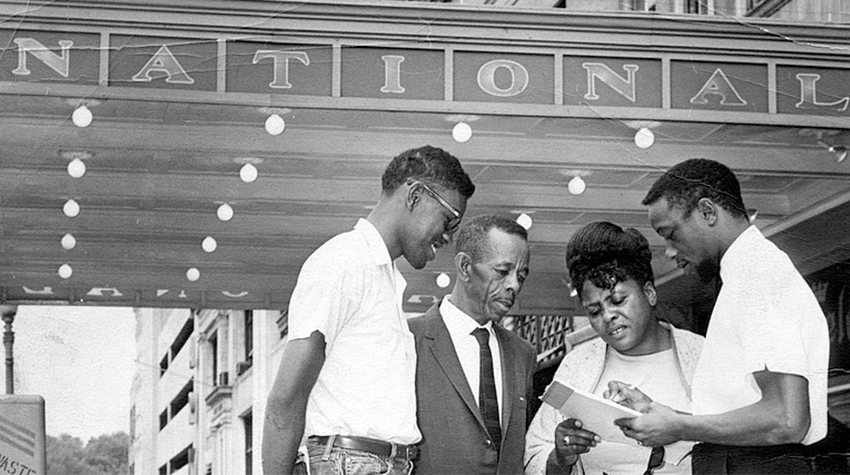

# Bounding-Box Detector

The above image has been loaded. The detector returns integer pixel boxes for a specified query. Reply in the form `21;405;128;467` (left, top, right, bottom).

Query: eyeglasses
643;446;665;475
411;181;462;233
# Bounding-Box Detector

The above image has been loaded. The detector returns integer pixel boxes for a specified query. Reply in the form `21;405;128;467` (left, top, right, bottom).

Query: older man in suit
409;214;537;475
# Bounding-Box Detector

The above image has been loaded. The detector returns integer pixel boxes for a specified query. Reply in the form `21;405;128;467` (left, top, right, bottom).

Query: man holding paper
525;222;703;475
611;159;829;474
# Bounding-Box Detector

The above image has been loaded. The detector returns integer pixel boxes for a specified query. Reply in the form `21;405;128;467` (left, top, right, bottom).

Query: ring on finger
564;435;570;446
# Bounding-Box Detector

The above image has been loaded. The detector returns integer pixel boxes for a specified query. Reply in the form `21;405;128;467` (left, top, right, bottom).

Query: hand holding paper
604;380;654;413
542;380;642;446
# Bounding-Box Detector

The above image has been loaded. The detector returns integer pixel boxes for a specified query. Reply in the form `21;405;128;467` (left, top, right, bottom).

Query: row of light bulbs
73;103;289;138
68;101;275;279
65;103;625;288
59;148;263;281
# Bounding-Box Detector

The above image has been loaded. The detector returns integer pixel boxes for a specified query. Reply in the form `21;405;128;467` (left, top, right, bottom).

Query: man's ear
696;198;718;225
407;183;422;211
455;252;472;282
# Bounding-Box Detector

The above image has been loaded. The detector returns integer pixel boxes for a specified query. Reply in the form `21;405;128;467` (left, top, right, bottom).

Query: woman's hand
604;380;653;413
551;418;600;469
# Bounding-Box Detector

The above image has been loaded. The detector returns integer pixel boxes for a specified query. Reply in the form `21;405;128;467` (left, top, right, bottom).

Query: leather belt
307;435;419;460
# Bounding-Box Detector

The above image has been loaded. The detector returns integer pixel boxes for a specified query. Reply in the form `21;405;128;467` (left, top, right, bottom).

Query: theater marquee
2;30;848;117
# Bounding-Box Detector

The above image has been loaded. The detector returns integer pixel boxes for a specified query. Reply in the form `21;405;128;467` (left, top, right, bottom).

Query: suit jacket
409;303;537;475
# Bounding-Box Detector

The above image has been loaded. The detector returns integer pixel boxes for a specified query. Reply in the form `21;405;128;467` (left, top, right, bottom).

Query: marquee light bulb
240;163;258;183
202;236;217;253
568;176;586;195
61;233;77;250
186;267;200;282
265;114;285;136
452;122;472;143
63;199;80;217
635;127;655;149
58;264;73;279
67;158;86;178
72;105;93;128
436;272;451;289
217;203;234;222
516;212;533;230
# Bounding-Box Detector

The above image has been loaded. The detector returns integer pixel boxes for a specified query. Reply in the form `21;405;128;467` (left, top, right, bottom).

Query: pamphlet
541;380;642;446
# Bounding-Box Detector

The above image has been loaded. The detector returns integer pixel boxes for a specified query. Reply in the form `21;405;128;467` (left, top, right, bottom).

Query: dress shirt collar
440;296;494;336
354;218;393;267
719;224;760;282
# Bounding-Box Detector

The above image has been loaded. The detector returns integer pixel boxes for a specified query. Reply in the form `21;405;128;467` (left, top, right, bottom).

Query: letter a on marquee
132;45;195;84
690;68;746;106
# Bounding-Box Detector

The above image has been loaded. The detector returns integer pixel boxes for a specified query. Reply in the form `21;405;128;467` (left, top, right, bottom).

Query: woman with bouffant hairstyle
525;222;703;475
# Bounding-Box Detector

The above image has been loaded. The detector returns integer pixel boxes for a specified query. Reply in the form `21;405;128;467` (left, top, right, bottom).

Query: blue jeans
294;441;414;475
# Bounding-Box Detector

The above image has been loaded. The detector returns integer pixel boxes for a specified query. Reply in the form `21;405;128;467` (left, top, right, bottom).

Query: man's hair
381;145;476;198
455;215;528;262
565;221;653;294
641;158;748;220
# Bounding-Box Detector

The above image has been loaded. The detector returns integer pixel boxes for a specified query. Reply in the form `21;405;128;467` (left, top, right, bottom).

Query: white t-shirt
580;348;692;475
691;225;829;445
288;219;421;444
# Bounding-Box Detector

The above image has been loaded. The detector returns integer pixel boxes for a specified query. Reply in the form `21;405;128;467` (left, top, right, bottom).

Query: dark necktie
472;327;501;451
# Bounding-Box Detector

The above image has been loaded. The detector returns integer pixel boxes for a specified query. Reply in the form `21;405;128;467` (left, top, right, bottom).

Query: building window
245;310;253;364
209;332;218;387
159;409;167;431
243;412;253;475
276;310;289;339
171;315;194;358
170;379;193;417
159;354;168;378
170;444;192;473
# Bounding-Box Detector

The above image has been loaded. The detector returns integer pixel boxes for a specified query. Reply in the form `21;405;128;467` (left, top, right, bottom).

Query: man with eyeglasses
410;215;537;475
262;145;475;475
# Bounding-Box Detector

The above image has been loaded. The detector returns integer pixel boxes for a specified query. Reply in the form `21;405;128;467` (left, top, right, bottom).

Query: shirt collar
440;296;493;336
354;218;393;267
720;224;761;281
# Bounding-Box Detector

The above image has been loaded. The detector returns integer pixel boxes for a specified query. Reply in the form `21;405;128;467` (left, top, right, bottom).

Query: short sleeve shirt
288;219;421;444
691;226;829;445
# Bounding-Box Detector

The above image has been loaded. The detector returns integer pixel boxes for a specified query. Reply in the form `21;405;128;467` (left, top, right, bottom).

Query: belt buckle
405;445;418;460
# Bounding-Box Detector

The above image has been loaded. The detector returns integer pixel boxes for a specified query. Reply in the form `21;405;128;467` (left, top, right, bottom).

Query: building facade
130;308;288;475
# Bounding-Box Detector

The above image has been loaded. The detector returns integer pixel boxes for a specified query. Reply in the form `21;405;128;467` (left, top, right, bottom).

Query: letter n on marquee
12;38;73;77
583;62;639;102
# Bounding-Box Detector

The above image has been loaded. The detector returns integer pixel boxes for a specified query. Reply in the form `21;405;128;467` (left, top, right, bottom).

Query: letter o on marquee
477;59;529;97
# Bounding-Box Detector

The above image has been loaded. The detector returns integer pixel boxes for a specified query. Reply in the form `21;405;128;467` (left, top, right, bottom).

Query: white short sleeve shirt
288;219;421;444
691;226;829;445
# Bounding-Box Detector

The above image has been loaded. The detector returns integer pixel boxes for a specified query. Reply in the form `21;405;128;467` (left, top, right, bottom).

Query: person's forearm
676;401;808;446
261;333;326;475
262;402;306;475
545;449;576;475
677;371;810;446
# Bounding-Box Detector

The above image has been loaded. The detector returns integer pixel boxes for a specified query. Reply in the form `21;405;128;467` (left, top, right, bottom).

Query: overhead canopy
0;0;849;314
